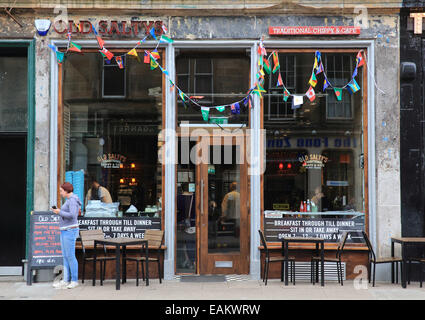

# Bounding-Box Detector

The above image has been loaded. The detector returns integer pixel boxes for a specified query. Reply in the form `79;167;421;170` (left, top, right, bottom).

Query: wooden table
282;237;325;286
391;237;425;288
93;238;149;290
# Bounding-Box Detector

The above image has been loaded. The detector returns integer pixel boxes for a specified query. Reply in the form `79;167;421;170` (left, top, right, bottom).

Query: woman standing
52;182;81;289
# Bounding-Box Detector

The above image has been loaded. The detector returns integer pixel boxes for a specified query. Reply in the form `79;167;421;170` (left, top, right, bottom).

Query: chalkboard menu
27;211;63;285
264;211;365;244
78;217;161;239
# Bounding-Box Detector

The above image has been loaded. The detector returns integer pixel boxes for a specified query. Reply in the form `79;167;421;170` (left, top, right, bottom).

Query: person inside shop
220;182;241;237
85;177;113;207
52;182;81;289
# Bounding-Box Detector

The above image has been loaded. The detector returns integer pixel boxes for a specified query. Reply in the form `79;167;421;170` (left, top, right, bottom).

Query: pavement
1;275;425;300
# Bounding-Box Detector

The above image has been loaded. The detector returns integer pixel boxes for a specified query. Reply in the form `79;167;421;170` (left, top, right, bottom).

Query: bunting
334;88;343;101
216;106;226;112
305;86;316;102
283;87;290;102
201;107;210;121
347;78;360;94
68;42;82;53
272;52;280;74
309;72;318;87
127;48;140;62
115;56;124;69
99;47;114;61
277;72;284;87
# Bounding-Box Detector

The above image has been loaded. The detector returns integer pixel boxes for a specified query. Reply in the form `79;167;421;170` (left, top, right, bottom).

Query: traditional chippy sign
269;26;361;36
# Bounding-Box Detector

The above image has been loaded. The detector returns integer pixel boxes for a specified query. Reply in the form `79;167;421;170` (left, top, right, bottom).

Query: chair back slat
144;230;164;248
80;229;105;249
336;231;349;259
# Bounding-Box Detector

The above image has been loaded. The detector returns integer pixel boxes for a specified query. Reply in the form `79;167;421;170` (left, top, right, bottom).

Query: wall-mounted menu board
263;211;365;243
27;211;63;285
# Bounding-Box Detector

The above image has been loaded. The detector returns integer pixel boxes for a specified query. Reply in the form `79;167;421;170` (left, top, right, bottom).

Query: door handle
200;179;204;215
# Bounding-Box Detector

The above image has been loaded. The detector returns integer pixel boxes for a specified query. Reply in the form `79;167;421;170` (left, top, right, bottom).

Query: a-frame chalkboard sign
26;211;63;285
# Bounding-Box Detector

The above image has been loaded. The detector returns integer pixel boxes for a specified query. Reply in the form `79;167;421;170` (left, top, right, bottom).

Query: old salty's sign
269;26;361;36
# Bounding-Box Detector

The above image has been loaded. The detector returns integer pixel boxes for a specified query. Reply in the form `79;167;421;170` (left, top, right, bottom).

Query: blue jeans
60;228;79;282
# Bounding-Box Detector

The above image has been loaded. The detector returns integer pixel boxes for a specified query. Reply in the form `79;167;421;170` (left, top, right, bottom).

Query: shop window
176;50;250;125
0;48;27;131
263;50;365;244
62;51;163;218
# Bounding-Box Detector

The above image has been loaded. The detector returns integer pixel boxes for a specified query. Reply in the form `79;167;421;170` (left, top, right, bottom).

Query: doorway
0;136;27;269
176;134;249;275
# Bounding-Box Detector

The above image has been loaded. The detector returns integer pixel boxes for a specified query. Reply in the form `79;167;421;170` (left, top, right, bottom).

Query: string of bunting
47;27;376;122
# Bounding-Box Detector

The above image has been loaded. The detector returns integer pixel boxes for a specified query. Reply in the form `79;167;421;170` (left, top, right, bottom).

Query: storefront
0;1;401;281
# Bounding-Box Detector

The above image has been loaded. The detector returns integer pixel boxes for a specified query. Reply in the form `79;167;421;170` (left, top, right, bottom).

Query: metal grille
285;262;346;281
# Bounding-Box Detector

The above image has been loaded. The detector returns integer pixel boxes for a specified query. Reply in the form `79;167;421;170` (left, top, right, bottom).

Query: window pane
63;52;163;218
0;49;27;132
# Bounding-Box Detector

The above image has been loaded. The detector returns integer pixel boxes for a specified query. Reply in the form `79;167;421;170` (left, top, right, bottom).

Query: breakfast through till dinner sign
269;26;361;36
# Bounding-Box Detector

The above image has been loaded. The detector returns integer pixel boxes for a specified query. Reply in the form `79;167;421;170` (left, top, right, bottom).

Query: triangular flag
347;78;361;94
179;90;186;102
216;106;226;112
150;27;157;40
231;103;241;115
352;66;358;79
68;41;81;53
127;48;140;62
334;88;343;101
201;107;210;121
56;51;65;64
160;35;174;43
169;80;175;91
272;52;280;74
283;87;290;102
150;57;159;70
277;72;284;87
99;47;114;61
144;51;150;63
315;51;321;64
305;86;316;102
292;95;303;109
323;77;331;92
115;56;124;69
263;58;271;74
313;57;318;70
309;72;317;87
356;51;365;67
161;24;168;34
316;62;324;75
151;50;160;61
95;36;105;50
252;83;266;98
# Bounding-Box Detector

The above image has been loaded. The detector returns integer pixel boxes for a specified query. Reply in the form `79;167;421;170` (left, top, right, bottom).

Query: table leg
115;245;121;290
145;243;149;286
92;241;97;286
402;243;407;288
391;240;395;283
321;242;324;287
122;245;127;284
284;241;289;286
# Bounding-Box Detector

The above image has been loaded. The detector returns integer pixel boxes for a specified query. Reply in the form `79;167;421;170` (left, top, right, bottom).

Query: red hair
60;182;74;193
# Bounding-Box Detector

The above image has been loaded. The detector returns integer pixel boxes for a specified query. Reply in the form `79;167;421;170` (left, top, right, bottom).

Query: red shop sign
269;26;361;36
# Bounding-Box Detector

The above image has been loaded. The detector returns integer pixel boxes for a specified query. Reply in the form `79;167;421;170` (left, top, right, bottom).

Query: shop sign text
269;26;361;36
267;137;357;149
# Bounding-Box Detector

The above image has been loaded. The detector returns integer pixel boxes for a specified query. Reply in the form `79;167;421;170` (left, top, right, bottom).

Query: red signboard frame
269;26;361;36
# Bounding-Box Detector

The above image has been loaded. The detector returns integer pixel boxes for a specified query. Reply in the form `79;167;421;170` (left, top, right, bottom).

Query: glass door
198;135;249;274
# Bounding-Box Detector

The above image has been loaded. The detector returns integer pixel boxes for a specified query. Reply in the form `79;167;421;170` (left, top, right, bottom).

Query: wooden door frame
197;134;250;274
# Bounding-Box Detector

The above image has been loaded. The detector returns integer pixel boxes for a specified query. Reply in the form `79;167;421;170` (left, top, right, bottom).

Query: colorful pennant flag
283;87;290;102
56;51;65;64
277;72;284;87
347;78;361;94
160;35;174;43
150;50;160;61
323;77;331;92
68;42;82;53
162;24;168;34
150;57;159;70
231;102;241;115
201;107;210;121
216;106;226;112
252;83;266;98
305;86;316;102
144;51;150;63
334;88;343;101
292;95;303;109
127;48;140;62
99;47;114;61
313;57;318;70
309;72;318;87
150;27;157;40
169;80;175;91
316;62;324;75
352;66;358;79
272;52;280;74
115;56;124;69
315;51;321;64
263;58;271;74
356;51;365;67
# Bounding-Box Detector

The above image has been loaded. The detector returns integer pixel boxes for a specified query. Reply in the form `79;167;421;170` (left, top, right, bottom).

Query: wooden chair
125;229;164;285
79;229;116;285
258;230;295;286
311;231;348;286
362;231;403;287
